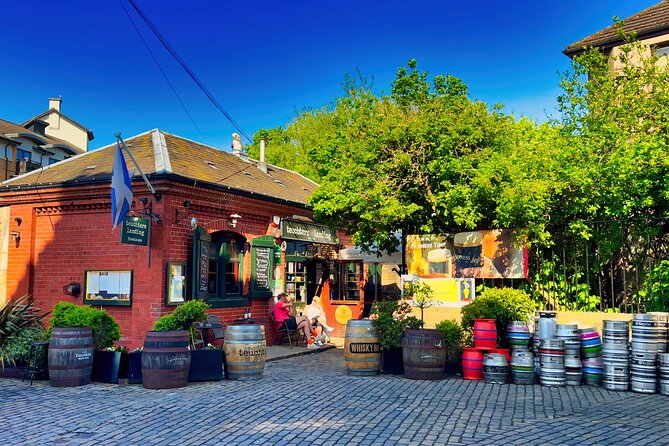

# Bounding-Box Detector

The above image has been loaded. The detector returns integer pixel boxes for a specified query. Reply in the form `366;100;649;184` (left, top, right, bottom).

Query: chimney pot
258;136;268;174
48;96;62;112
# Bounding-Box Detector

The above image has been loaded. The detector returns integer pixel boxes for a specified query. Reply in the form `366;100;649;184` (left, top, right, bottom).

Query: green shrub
153;300;209;331
370;300;423;351
153;314;180;332
461;287;535;347
0;295;49;368
1;328;44;366
435;319;464;362
48;302;121;350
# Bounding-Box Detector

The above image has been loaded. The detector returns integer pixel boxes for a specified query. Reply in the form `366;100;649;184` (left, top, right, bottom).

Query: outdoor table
194;322;225;345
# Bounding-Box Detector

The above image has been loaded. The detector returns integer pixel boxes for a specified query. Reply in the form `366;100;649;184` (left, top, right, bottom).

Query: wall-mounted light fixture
11;216;22;247
63;282;81;297
14;217;22;226
228;214;242;228
175;200;194;225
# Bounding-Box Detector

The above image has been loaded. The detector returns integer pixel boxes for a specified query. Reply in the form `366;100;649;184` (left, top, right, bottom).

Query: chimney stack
258;136;268;174
231;132;243;156
49;96;62;112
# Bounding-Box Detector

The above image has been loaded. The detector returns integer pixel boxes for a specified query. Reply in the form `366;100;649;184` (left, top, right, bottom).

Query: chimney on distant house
258;136;268;174
49;96;62;111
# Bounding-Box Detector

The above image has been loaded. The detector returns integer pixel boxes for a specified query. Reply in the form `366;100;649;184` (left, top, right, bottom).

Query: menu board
199;241;209;292
254;246;271;292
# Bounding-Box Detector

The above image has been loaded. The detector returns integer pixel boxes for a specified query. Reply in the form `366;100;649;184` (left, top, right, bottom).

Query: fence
522;217;669;313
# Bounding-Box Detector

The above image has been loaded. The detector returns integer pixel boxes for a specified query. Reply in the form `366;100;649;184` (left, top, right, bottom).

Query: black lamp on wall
63;282;81;297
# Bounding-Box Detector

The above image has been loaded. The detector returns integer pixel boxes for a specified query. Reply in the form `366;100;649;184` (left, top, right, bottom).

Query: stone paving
2;348;669;445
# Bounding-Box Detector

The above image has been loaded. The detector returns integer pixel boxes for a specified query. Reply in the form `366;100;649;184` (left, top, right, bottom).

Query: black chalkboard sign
199;241;209;292
254;247;271;291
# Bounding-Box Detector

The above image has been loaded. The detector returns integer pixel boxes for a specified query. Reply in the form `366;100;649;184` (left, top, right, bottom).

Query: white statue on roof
231;133;243;154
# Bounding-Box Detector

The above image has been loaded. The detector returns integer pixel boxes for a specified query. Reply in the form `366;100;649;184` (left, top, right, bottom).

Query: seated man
273;293;313;345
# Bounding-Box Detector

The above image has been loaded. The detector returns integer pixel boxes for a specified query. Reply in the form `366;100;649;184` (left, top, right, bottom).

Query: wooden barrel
48;327;94;387
224;324;266;380
141;331;191;389
462;347;484;380
401;329;445;380
344;319;380;376
473;319;497;349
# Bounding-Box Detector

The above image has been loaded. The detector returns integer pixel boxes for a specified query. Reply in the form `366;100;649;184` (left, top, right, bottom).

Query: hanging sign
121;217;150;246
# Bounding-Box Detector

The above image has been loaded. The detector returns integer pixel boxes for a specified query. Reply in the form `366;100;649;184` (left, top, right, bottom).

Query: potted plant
48;302;122;384
0;295;48;379
435;319;464;376
188;343;225;382
143;300;210;389
370;300;422;374
460;287;535;347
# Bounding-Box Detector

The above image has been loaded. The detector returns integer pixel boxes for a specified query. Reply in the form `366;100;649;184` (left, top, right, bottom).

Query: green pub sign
121;217;150;246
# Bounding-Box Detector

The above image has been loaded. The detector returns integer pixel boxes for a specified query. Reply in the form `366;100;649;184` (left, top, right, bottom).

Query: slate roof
1;129;318;206
0;118;83;155
564;0;669;56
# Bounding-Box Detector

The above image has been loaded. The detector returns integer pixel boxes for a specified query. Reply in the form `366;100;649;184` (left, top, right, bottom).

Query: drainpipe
258;136;268;174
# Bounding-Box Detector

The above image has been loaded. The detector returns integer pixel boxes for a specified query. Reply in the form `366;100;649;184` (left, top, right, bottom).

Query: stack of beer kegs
602;320;630;391
631;314;658;393
539;338;566;386
533;312;557;380
556;324;581;386
658;353;669;396
648;312;668;354
580;327;603;385
507;321;531;353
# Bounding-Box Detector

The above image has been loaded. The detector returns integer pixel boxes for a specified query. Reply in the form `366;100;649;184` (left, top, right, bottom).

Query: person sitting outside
304;296;334;338
273;293;313;345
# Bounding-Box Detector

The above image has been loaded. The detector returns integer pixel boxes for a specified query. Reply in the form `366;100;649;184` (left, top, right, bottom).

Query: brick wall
4;181;321;348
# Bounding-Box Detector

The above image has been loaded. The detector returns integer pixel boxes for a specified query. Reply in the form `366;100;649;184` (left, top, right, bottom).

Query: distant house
564;0;669;69
0;117;83;182
21;97;94;152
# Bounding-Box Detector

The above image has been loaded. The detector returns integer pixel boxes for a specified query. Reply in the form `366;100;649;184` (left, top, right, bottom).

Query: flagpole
115;133;161;201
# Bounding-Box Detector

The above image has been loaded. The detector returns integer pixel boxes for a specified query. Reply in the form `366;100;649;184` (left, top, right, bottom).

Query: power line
118;0;208;145
127;0;253;144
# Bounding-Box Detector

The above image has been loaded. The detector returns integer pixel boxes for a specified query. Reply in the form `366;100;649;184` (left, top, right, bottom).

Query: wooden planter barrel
141;331;191;389
223;325;266;380
48;327;94;387
344;319;380;376
402;329;446;380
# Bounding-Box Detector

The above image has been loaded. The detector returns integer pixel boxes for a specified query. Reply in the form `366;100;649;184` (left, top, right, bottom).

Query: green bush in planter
48;302;121;350
153;300;210;347
370;300;423;351
0;294;48;368
435;319;463;363
461;287;535;347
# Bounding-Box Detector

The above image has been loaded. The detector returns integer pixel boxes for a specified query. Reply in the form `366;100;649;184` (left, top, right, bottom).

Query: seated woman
273;293;313;344
304;296;334;337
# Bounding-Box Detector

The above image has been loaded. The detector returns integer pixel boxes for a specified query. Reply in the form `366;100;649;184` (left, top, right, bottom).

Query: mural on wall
407;230;527;279
406;230;527;306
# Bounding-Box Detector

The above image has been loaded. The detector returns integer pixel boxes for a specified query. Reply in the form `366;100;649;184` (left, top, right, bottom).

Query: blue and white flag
111;142;133;229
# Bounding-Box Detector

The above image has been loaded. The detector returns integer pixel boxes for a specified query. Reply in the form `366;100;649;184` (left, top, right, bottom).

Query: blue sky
0;1;659;150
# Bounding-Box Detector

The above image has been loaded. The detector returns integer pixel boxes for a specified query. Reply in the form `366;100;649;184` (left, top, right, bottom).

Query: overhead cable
118;0;208;145
127;0;253;144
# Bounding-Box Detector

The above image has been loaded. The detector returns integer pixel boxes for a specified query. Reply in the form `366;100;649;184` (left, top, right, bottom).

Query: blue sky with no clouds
0;1;659;150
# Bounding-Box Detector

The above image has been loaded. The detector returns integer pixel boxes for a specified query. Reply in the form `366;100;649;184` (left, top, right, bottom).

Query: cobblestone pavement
3;348;669;445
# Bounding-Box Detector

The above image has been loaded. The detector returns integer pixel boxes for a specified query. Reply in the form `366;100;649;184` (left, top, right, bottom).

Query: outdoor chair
270;310;301;349
207;314;226;343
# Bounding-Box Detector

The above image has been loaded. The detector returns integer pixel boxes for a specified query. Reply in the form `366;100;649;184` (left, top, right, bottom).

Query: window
192;227;246;308
16;148;31;161
655;43;669;57
330;261;362;301
48;158;59;165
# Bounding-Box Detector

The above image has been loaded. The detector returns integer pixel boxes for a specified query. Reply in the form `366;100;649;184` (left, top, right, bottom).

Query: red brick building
0;129;364;348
